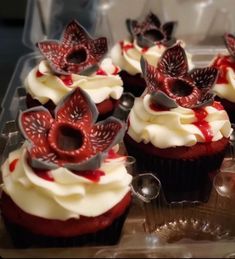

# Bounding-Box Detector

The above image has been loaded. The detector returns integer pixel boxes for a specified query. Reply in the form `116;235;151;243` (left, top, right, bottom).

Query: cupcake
110;12;194;97
212;33;235;123
0;87;132;248
24;20;123;120
124;44;232;203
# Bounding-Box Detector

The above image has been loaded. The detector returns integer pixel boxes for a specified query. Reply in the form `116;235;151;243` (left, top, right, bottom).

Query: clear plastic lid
23;0;235;51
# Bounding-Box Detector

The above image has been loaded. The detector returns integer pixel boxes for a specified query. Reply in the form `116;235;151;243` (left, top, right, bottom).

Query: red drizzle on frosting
193;108;213;142
120;41;134;54
213;55;235;84
212;101;224;111
96;69;107;75
74;170;105;182
60;75;73;86
9;159;19;173
36;70;44;77
142;47;149;53
34;169;55;182
107;149;123;159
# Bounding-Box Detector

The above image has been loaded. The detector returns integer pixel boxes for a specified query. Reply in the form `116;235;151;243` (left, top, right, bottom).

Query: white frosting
2;146;132;220
24;58;123;105
127;94;232;149
110;39;194;75
213;67;235;103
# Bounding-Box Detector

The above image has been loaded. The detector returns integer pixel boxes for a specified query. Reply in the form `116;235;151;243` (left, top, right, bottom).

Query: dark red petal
18;107;54;146
162;21;177;39
189;67;218;91
55;87;98;125
29;143;59;170
90;117;126;154
90;37;108;59
146;12;161;28
158;44;188;77
37;41;66;74
140;57;159;93
62;20;90;46
163;77;200;108
126;19;138;35
224;33;235;57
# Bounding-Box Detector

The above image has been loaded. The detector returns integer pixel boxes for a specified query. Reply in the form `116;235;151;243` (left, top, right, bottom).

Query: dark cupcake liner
119;71;146;97
2;207;130;249
124;137;227;203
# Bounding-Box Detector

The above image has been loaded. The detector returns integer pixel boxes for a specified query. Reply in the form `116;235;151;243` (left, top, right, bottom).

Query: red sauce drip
212;101;224;111
36;70;43;77
149;102;170;112
213;55;235;84
60;75;73;86
34;169;55;182
120;41;134;54
193;108;213;142
142;47;149;53
96;69;107;75
74;170;105;183
9;159;19;173
113;66;120;75
107;149;123;159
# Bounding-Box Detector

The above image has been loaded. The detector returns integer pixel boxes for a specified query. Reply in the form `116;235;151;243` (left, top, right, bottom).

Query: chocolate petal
126;19;138;36
193;92;215;109
151;91;178;109
137;35;155;48
90;37;108;60
63;153;103;171
37;41;67;75
162;21;177;39
146;12;161;28
189;67;218;90
62;20;91;47
158;44;188;77
90;117;126;153
224;33;235;58
55;87;98;125
18;107;54;146
140;56;159;92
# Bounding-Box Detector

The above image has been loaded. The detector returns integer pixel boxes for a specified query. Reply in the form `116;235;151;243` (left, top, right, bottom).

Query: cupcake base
119;71;146;97
124;135;229;203
1;192;131;248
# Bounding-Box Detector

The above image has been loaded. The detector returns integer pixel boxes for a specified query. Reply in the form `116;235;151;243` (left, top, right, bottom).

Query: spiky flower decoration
224;33;235;58
126;12;177;48
141;44;218;109
18;88;125;171
37;20;108;75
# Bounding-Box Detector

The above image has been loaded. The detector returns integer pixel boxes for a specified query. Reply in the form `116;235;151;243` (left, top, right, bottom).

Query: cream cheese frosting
213;67;235;103
24;58;123;105
127;94;232;149
1;146;132;220
110;39;194;76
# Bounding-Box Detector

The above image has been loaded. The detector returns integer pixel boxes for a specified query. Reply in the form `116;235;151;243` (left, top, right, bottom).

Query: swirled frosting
110;39;194;75
1;146;132;220
212;55;235;103
127;94;232;149
24;58;123;105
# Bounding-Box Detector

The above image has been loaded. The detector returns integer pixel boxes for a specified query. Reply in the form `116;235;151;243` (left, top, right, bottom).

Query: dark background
0;0;28;104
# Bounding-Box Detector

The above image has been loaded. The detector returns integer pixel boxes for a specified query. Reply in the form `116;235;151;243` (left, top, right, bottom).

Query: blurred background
0;0;28;103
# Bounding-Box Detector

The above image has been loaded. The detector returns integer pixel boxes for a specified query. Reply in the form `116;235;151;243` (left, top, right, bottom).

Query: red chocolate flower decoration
18;88;125;171
37;20;108;75
141;44;218;109
224;33;235;58
126;12;177;48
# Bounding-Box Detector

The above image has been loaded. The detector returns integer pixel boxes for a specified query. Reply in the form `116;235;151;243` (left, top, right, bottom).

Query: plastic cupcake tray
1;0;235;257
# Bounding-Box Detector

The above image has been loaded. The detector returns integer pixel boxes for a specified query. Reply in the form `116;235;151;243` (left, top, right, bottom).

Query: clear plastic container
1;0;235;257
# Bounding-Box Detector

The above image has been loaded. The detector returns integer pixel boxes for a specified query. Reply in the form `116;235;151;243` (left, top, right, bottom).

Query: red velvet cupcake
24;20;124;120
212;33;235;123
124;44;232;203
110;12;178;97
0;88;132;248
